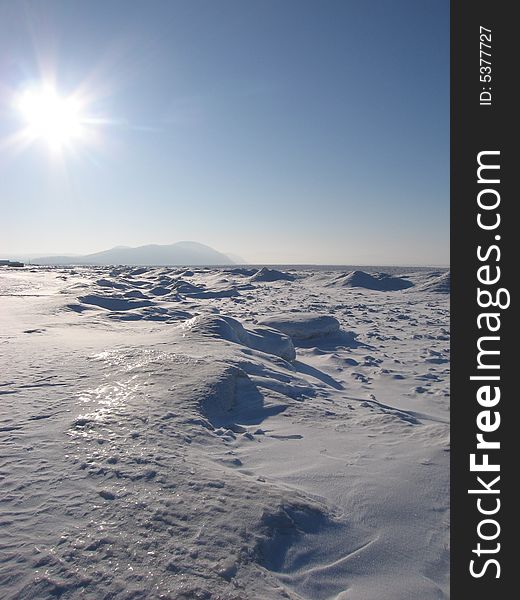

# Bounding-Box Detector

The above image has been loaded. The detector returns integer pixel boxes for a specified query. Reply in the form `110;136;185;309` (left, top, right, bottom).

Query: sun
16;85;87;151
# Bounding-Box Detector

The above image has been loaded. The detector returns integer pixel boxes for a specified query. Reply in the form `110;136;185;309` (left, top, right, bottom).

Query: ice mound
250;267;295;282
182;314;296;361
331;270;413;291
148;285;172;296
78;294;153;311
172;279;202;294
173;279;239;299
123;289;150;299
225;267;259;277
107;306;193;322
192;288;239;299
414;271;450;293
95;278;127;290
197;363;243;414
129;266;149;276
258;313;340;341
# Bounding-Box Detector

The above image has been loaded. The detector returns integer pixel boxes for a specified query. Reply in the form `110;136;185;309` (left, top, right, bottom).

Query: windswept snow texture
1;265;449;600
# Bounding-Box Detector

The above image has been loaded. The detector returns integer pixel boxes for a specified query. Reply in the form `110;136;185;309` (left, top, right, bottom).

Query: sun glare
15;85;87;152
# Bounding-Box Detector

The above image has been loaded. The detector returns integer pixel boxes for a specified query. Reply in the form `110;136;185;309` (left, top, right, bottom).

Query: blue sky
0;0;449;265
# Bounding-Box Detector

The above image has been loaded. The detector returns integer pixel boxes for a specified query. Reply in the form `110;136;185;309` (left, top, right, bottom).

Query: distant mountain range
31;242;236;266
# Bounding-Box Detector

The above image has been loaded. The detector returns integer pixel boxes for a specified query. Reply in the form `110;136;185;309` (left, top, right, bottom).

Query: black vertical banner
451;1;514;598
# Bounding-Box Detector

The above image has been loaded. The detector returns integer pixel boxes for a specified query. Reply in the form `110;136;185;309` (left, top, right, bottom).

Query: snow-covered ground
0;265;449;599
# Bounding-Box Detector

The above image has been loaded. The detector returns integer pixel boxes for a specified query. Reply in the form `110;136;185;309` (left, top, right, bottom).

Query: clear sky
0;0;449;265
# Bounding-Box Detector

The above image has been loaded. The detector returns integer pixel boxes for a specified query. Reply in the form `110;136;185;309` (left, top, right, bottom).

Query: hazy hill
33;241;235;266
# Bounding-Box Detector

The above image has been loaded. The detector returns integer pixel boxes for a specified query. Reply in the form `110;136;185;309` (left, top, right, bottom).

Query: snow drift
330;270;414;291
413;271;450;293
182;314;296;362
250;267;295;282
258;313;341;341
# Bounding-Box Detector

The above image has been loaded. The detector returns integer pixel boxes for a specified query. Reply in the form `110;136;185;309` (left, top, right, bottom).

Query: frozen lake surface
0;265;449;599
